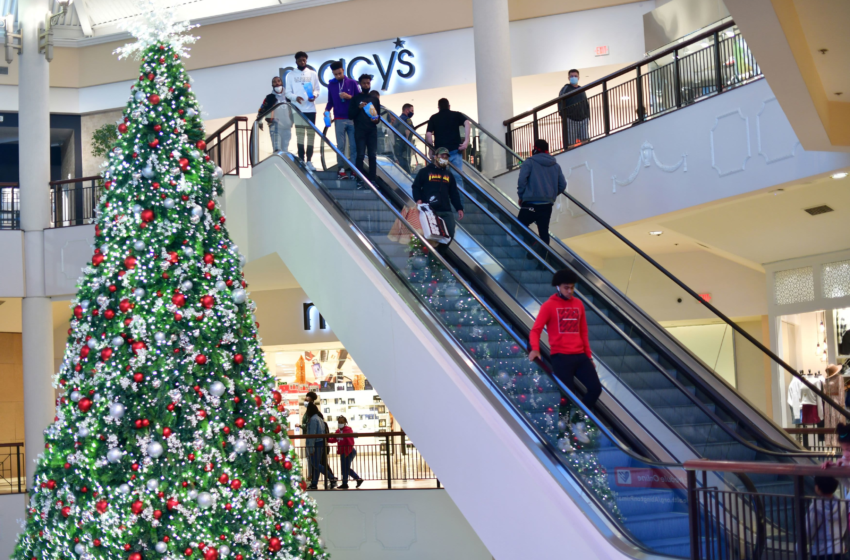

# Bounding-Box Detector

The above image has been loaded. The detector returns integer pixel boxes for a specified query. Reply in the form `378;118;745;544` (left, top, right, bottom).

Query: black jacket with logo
411;164;463;213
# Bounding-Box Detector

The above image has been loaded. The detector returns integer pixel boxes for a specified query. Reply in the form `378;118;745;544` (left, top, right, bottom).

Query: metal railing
0;443;25;494
205;116;250;176
0;183;19;230
504;21;761;163
686;460;850;560
290;431;439;490
786;428;842;457
49;176;103;228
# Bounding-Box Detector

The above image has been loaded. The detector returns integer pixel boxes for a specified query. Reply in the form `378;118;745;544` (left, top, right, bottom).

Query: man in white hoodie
285;51;322;170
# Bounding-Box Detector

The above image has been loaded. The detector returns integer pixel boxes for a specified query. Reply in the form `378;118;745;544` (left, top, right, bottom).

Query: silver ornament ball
187;489;198;500
247;499;258;510
279;440;291;454
218;546;230;558
209;381;226;397
96;294;109;306
111;336;124;348
70;391;81;403
134;240;146;251
181;280;193;292
146;479;160;491
154;332;166;343
191;206;204;218
118;483;131;494
182;246;194;257
141;166;155;179
134;90;146;102
80;299;91;310
233;440;248;454
75;544;86;555
132;204;143;214
77;427;89;438
147;441;164;458
109;403;126;419
215;280;227;292
273;483;286;497
282;521;293;532
197;491;214;508
134;288;146;298
262;436;274;451
231;289;247;305
163;198;175;210
155;542;168;554
87;339;97;349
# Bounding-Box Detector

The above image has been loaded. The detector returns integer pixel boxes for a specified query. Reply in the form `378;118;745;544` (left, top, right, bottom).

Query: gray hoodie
517;153;567;204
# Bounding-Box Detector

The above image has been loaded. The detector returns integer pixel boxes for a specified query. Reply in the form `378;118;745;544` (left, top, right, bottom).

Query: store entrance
262;343;438;489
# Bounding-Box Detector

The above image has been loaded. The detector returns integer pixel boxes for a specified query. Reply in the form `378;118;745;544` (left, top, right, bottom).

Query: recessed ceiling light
832;172;848;179
648;231;663;236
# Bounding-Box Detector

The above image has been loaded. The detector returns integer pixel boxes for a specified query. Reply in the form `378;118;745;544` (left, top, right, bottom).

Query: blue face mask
569;76;579;86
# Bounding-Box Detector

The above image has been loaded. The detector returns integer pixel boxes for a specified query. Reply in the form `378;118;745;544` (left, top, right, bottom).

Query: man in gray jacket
517;139;567;253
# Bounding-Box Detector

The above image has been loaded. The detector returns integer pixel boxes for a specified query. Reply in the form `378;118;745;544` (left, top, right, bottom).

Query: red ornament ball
92;253;104;267
129;553;142;560
119;299;131;313
179;158;190;171
133;372;144;383
141;209;155;222
77;398;92;413
195;354;207;365
118;123;128;134
201;295;215;309
153;124;162;132
149;94;161;105
61;506;71;517
124;256;137;269
163;427;172;438
130;500;144;515
233;354;244;364
148;139;159;149
203;253;214;265
171;294;186;307
197;140;207;151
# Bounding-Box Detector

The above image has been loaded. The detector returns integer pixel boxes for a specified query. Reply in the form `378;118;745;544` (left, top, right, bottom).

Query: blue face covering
570;76;579;86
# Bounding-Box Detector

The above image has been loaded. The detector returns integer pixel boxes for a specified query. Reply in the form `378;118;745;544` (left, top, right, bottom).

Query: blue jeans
309;447;334;487
449;150;464;190
334;119;356;166
340;449;361;485
269;120;291;153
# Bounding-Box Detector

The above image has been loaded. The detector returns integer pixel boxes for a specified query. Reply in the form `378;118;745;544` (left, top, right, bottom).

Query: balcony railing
504;21;762;165
50;176;103;228
290;431;439;490
205;116;251;176
0;443;25;494
0;183;19;230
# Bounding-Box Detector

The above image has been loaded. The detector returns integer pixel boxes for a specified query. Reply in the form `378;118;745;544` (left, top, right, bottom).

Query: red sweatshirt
328;425;355;455
529;293;592;358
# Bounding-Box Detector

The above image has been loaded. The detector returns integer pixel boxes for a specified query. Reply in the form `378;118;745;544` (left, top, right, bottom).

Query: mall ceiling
8;0;349;44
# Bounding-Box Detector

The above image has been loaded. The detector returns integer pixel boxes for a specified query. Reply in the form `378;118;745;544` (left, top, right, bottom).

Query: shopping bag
418;204;451;244
387;205;422;244
363;102;379;121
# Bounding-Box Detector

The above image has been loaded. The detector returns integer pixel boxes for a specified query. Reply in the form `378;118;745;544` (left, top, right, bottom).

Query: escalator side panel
247;155;640;560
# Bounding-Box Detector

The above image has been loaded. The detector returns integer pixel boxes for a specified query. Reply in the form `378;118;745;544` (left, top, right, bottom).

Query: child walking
528;269;601;447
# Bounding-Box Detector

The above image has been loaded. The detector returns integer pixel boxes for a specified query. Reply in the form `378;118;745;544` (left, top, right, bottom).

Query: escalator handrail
380;108;834;458
251;102;682;472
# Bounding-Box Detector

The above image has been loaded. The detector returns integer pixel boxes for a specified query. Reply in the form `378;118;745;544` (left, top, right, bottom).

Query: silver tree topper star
113;0;198;60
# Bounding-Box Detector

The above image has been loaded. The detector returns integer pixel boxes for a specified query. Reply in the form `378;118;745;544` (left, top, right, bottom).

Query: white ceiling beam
72;0;94;37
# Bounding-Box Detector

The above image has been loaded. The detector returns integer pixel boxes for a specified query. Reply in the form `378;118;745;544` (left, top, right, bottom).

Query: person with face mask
348;74;381;184
324;60;361;179
516;138;567;261
257;76;292;153
411;147;464;255
328;416;364;489
558;69;590;149
392;103;415;174
285;51;322;170
528;269;599;450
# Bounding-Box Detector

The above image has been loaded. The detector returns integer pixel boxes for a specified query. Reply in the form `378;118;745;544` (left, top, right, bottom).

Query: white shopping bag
418;204;451;244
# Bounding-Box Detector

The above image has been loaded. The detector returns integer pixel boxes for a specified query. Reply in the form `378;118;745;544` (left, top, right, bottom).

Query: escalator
248;103;835;558
395;108;847;477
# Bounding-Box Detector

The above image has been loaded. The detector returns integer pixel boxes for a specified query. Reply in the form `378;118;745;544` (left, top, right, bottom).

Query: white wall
0;232;24;298
0;493;25;559
494;79;850;239
312;489;491;559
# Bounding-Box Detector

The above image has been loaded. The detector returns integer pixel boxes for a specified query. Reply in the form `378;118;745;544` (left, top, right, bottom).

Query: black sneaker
355;478;364;488
307;485;318;490
329;480;338;489
338;484;350;489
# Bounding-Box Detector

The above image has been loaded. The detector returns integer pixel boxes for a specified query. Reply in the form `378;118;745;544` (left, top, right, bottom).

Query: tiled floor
309;478;440;491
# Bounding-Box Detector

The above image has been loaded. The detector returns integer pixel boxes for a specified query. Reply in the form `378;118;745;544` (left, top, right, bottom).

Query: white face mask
436;157;449;168
273;86;283;93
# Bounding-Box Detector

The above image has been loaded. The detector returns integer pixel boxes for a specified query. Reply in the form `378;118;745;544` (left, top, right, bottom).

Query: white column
19;0;55;487
472;0;514;174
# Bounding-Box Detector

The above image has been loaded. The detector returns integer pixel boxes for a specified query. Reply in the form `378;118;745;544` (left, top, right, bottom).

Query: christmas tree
13;4;326;560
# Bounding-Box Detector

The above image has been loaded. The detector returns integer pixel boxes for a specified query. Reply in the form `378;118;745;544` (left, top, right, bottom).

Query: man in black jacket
257;76;291;153
348;74;381;183
558;69;590;149
412;147;464;254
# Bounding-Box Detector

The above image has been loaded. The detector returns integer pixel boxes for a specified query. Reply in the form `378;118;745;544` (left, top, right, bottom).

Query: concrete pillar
19;0;55;487
472;0;514;175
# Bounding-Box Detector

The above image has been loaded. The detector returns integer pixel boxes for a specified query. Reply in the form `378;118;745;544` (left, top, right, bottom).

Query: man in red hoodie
528;269;601;445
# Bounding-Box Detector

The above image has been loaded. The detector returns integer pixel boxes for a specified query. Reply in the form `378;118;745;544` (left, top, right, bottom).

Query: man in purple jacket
325;60;361;178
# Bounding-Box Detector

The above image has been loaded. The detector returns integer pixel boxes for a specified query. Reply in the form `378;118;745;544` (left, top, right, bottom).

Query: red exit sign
595;45;609;56
698;293;712;302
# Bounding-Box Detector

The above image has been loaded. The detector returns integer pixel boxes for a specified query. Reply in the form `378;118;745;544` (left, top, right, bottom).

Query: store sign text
280;39;416;92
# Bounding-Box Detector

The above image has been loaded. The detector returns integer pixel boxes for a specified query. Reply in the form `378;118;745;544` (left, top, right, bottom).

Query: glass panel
256;108;699;556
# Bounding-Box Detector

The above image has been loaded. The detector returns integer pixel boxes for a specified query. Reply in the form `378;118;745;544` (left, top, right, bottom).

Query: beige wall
0;0;641;89
80;109;123;176
734;318;773;418
0;333;24;445
251;287;340;347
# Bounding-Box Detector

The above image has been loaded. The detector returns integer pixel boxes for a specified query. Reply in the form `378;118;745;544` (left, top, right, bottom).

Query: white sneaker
571;422;590;444
305;161;316;171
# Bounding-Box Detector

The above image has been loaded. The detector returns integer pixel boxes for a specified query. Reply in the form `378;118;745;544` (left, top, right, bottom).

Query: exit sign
698;293;712;303
595;45;609;56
